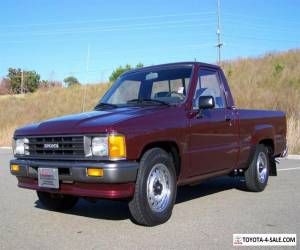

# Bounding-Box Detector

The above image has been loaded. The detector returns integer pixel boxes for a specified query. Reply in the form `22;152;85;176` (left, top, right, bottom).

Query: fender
251;124;275;146
248;124;277;175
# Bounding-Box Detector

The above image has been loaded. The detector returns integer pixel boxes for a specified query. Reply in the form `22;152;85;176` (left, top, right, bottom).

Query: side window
193;69;225;109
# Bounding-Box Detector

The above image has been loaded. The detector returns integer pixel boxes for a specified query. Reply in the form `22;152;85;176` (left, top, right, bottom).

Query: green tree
7;68;40;94
109;63;144;82
25;70;41;92
274;63;284;75
7;68;21;93
135;62;144;68
64;76;80;87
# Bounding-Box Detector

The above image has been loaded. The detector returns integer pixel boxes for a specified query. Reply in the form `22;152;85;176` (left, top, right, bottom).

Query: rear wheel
245;144;270;192
129;148;177;226
37;191;78;211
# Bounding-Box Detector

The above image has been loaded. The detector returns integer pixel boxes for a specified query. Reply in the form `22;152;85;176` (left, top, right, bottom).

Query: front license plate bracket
38;168;59;189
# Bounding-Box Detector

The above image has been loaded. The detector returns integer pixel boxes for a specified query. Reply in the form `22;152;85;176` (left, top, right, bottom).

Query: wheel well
259;139;274;155
139;141;181;177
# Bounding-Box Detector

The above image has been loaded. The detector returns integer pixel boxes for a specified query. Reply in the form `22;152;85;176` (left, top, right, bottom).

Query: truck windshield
99;66;193;107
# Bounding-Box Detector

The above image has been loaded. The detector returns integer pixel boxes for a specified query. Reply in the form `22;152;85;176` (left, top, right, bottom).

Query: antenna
216;0;223;64
82;44;90;112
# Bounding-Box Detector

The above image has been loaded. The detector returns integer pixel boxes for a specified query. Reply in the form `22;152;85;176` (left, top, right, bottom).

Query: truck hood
15;106;165;136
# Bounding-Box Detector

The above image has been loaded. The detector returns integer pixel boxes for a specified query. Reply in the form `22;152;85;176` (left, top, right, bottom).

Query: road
0;148;299;250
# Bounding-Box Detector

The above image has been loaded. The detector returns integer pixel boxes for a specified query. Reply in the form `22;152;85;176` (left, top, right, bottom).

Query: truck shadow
34;176;247;221
176;176;247;204
34;198;131;221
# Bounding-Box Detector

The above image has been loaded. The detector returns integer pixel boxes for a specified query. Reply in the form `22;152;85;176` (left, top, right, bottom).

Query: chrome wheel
147;163;171;213
257;152;268;183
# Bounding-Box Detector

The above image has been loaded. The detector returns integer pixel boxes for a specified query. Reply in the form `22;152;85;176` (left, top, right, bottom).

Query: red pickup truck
10;62;287;226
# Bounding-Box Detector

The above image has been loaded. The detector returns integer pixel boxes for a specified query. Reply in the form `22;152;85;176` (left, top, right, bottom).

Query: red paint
17;177;135;199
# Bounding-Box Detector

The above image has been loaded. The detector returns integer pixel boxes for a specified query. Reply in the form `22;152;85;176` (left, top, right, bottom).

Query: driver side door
188;67;239;177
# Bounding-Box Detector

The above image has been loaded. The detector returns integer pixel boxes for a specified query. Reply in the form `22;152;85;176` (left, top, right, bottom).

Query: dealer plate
38;168;59;189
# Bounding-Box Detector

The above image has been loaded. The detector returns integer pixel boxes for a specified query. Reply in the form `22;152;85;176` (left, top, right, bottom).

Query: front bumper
10;159;139;199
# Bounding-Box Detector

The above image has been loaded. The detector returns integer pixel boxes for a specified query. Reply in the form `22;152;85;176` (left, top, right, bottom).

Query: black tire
37;191;79;211
244;144;270;192
129;148;177;226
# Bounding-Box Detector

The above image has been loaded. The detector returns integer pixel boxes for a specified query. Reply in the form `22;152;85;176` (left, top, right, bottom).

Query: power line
0;11;215;28
223;20;300;34
0;28;215;44
0;19;215;37
225;35;300;44
223;12;300;26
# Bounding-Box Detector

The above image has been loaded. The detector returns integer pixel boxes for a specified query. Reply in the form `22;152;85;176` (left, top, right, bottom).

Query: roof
123;61;220;76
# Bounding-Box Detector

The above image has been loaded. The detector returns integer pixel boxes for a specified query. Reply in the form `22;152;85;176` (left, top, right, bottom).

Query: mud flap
269;157;277;176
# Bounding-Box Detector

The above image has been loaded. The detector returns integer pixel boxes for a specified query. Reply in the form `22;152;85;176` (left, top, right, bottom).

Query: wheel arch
259;138;274;153
252;124;275;149
139;141;181;177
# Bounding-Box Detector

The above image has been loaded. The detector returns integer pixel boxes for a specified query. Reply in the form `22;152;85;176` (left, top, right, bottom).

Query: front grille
27;136;85;157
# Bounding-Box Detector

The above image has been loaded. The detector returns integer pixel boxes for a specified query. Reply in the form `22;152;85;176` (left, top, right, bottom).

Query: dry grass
0;49;299;153
222;49;300;154
0;83;110;146
286;117;300;154
222;49;300;118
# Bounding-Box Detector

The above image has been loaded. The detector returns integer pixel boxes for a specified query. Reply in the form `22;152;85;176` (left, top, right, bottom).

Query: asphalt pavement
0;148;299;250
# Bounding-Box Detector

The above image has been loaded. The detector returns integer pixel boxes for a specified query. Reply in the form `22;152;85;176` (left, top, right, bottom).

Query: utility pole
21;69;24;94
82;44;90;112
216;0;223;65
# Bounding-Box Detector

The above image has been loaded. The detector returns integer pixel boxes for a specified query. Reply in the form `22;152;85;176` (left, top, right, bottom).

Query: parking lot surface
0;148;299;249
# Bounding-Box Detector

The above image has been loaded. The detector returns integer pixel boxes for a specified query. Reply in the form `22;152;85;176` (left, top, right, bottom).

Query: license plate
38;168;59;189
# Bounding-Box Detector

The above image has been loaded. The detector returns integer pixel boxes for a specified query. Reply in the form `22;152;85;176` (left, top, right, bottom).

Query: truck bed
237;109;286;169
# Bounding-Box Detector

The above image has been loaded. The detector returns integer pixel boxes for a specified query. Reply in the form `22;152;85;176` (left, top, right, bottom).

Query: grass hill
0;49;299;153
222;49;300;153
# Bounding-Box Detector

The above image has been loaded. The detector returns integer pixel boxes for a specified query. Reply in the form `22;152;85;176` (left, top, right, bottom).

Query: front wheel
245;144;270;192
129;148;177;226
37;191;79;211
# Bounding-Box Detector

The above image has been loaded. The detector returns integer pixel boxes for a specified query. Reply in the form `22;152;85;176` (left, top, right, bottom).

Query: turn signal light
87;168;104;177
108;134;126;159
11;164;20;172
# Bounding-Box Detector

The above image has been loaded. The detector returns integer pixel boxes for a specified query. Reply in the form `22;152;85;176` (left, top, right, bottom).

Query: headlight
13;138;29;155
92;137;108;156
89;134;126;159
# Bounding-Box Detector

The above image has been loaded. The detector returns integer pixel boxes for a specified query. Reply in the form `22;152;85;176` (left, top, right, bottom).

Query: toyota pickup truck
10;62;287;226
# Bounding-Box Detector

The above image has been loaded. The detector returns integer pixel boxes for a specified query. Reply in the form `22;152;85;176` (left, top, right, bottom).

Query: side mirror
198;96;215;109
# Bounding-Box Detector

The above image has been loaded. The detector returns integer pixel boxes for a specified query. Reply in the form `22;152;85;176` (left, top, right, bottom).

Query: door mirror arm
196;96;215;119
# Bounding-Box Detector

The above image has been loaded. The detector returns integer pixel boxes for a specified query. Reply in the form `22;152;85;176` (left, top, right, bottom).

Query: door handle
225;115;232;121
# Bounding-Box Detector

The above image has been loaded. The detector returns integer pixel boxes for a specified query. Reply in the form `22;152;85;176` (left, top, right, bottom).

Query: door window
193;69;226;109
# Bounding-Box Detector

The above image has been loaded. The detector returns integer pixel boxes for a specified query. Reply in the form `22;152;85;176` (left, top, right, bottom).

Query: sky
0;0;299;84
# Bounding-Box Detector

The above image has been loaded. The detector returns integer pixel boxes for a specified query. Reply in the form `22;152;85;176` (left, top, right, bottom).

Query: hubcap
257;152;268;183
146;163;171;213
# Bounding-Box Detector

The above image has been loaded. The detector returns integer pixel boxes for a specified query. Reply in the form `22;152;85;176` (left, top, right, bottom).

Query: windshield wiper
127;98;170;106
94;102;118;110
